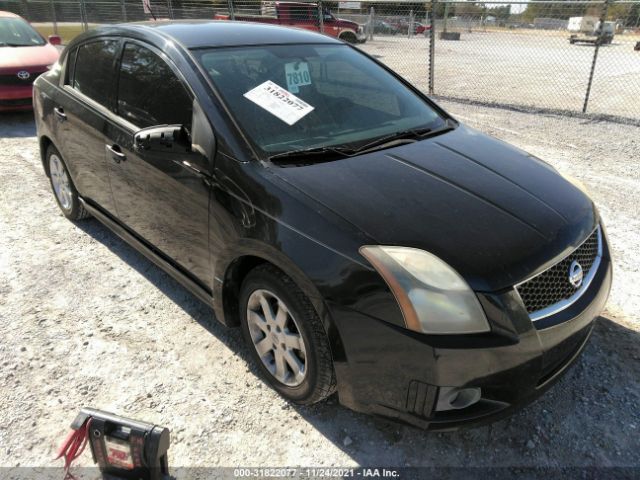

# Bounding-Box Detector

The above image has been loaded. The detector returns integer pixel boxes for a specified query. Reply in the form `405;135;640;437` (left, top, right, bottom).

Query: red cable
55;418;93;479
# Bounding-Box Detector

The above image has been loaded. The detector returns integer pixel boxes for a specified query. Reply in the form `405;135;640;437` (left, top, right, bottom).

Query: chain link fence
2;0;639;121
428;0;640;120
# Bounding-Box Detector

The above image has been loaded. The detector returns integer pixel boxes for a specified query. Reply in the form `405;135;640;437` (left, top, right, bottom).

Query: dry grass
32;23;86;44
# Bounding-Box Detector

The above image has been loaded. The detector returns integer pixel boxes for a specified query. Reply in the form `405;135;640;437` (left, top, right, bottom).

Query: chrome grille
517;227;601;318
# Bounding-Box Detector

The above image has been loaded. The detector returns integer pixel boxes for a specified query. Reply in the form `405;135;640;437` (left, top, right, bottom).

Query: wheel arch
213;239;347;364
220;254;269;327
338;30;358;43
39;136;82;192
39;135;54;176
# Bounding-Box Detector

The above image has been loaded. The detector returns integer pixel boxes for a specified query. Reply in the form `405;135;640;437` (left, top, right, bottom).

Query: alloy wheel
246;289;307;386
49;154;72;211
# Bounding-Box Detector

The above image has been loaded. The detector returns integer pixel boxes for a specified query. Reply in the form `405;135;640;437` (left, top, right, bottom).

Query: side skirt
79;197;215;309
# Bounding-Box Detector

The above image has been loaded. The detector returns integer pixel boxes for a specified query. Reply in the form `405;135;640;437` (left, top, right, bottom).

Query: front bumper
0;85;33;111
329;248;612;430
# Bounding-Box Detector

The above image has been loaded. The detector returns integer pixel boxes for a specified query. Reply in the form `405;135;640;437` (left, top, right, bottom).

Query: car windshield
0;17;45;47
193;44;445;156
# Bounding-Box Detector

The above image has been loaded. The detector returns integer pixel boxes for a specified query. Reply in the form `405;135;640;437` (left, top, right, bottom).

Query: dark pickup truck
215;1;366;43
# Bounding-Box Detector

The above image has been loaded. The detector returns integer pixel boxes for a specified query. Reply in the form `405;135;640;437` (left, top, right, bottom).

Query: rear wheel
239;264;336;404
46;146;90;221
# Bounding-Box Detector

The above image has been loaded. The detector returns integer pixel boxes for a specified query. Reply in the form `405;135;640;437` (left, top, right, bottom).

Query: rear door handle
106;144;126;163
53;106;66;121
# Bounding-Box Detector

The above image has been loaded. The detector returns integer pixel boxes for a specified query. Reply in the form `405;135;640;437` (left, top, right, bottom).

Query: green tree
521;0;592;22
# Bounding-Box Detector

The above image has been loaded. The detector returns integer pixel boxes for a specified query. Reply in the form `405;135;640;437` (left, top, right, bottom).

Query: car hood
269;125;597;292
0;44;59;69
336;18;359;28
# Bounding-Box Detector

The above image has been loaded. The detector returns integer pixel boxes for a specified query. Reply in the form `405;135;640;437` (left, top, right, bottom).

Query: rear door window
72;40;120;107
65;48;77;86
116;42;192;129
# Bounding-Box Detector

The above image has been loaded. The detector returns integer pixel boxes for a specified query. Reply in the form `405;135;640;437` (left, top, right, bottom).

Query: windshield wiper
347;119;456;155
267;119;456;164
268;145;351;163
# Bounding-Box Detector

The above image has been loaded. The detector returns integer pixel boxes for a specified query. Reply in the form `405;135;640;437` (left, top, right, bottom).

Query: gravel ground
0;103;639;472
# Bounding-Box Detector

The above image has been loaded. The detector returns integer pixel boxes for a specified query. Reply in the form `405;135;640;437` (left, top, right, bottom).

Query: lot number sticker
284;62;312;93
244;80;314;126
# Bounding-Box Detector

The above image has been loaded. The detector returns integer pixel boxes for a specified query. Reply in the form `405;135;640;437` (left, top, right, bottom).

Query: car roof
0;11;21;18
106;20;340;49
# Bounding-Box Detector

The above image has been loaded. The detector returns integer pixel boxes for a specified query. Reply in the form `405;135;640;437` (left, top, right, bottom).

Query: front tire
339;32;357;44
239;264;336;404
46;145;90;221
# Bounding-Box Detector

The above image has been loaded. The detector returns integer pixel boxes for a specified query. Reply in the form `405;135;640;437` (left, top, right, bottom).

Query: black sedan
34;21;611;430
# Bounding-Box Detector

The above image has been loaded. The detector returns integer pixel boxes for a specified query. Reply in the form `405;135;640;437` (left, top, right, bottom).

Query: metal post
227;0;235;20
49;0;58;34
318;1;324;34
368;6;374;41
408;9;414;39
21;0;30;21
583;0;610;113
121;0;127;22
80;0;88;32
429;0;436;94
167;0;174;19
443;1;449;33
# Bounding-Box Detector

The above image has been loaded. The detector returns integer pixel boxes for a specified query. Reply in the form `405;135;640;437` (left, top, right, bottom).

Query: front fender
209;158;406;372
212;231;361;365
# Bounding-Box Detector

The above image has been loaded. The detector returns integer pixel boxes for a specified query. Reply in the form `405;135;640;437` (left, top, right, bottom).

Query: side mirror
48;35;62;46
134;124;189;152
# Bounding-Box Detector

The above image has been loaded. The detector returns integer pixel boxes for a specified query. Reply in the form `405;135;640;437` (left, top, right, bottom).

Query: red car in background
215;2;366;44
391;19;432;35
415;22;432;35
0;11;61;111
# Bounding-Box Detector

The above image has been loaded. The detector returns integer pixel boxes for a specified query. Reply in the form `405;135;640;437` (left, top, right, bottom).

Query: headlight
360;246;490;335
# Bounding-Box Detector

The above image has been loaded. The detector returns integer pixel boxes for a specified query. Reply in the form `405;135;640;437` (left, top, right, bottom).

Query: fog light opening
435;386;482;412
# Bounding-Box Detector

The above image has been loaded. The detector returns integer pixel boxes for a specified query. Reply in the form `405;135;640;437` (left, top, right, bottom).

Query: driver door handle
54;107;66;121
106;144;126;163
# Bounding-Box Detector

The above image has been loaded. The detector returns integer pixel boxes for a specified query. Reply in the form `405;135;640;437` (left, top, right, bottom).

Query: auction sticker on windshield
243;80;314;126
284;62;311;93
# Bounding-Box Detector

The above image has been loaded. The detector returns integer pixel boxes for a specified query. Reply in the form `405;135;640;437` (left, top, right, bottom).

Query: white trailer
568;16;598;33
569;19;615;45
